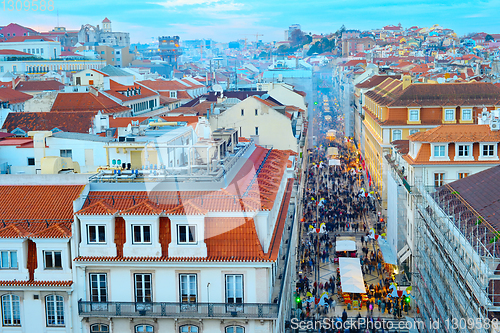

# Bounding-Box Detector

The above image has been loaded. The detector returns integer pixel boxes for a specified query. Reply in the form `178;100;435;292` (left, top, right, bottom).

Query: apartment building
386;116;500;296
361;78;500;209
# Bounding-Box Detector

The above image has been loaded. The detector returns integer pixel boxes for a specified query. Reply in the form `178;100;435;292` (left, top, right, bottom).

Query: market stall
334;237;357;262
338;258;366;294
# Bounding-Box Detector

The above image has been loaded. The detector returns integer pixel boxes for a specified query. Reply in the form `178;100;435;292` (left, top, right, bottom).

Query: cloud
151;0;220;8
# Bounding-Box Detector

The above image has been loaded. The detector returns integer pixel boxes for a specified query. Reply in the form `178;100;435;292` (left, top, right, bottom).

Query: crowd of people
293;99;411;332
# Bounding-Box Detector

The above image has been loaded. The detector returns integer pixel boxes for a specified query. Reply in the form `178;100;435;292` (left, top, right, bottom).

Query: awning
336;240;356;252
377;237;397;265
329;159;341;166
339;258;366;294
398;244;411;264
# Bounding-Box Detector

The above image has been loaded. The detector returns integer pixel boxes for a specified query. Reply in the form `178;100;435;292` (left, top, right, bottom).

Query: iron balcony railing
78;301;279;319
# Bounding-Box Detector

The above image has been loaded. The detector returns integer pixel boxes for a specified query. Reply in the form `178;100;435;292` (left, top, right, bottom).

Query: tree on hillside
485;34;494;42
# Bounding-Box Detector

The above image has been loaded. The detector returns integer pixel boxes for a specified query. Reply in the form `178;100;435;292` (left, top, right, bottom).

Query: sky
3;0;500;43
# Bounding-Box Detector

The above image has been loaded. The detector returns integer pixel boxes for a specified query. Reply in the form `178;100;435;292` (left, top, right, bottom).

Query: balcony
78;301;279;319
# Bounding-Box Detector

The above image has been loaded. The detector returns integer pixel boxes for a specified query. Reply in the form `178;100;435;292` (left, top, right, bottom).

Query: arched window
226;326;244;333
180;325;198;333
135;324;154;332
1;294;21;326
45;295;64;326
91;323;109;332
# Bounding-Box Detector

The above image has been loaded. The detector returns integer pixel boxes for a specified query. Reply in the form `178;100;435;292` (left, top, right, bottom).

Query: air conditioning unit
491;119;500;131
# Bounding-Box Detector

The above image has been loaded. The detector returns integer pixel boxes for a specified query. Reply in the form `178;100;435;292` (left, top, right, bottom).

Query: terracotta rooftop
3;36;54;43
2;111;95;133
355;75;402;89
0;87;32;104
392;140;409;154
51;91;130;114
366;81;500;107
138;79;190;91
15;80;64;92
410;124;500;143
0;49;32;56
0;185;84;238
105;80;158;102
0;280;73;287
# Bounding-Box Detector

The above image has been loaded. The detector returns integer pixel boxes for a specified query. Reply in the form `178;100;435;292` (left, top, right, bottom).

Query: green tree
485;34;494;42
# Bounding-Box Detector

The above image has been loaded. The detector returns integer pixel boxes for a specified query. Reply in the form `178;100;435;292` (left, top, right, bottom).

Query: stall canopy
339;258;366;293
336;239;356;252
377;237;397;265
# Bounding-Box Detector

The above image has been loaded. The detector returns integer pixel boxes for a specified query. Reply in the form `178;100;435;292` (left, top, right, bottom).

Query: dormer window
461;108;472;121
434;145;446;157
444;109;455;121
409;109;419;121
44;251;62;269
132;225;151;244
178;225;196;244
457;144;470;157
88;225;106;244
0;250;18;269
482;144;495;156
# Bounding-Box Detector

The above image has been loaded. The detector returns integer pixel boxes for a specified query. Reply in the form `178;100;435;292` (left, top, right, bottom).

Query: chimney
90;86;99;96
402;75;412;90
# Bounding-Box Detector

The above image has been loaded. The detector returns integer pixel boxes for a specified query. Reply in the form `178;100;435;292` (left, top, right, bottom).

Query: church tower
102;17;112;32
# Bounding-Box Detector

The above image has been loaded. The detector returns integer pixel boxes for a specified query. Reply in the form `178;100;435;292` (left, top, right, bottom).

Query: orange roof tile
410;124;500;143
0;280;73;287
76;201;118;215
51;91;130;114
205;217;264;258
0;185;84;239
106;80;158;102
121;201;163;215
0;87;32;104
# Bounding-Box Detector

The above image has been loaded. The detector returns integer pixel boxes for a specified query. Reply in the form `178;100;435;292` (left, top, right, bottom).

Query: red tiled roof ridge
0;280;73;287
121;200;163;215
74;256;272;262
76;200;118;215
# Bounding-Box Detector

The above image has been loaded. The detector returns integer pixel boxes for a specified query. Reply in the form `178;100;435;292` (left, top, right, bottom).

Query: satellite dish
213;84;223;93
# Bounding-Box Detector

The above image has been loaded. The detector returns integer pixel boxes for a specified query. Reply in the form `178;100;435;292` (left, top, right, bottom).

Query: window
226;326;244;333
133;225;151;244
178;225;196;244
255;127;259;136
41;48;43;54
134;274;152;303
91;324;109;333
27;157;35;166
392;129;402;141
458;173;469;179
226;275;243;304
88;225;106;244
1;294;21;326
409;129;419;135
255;109;258;116
89;274;107;302
136;325;154;332
180;274;197;303
409;109;419;121
444;109;455;121
60;149;72;159
117;58;121;61
112;58;114;61
180;326;198;333
433;145;446;157
116;51;121;54
23;49;26;53
0;251;17;269
482;144;495;156
461;108;472;121
101;51;105;54
44;251;62;269
241;109;244;116
434;173;445;187
45;295;64;326
36;48;39;54
458;145;470;157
